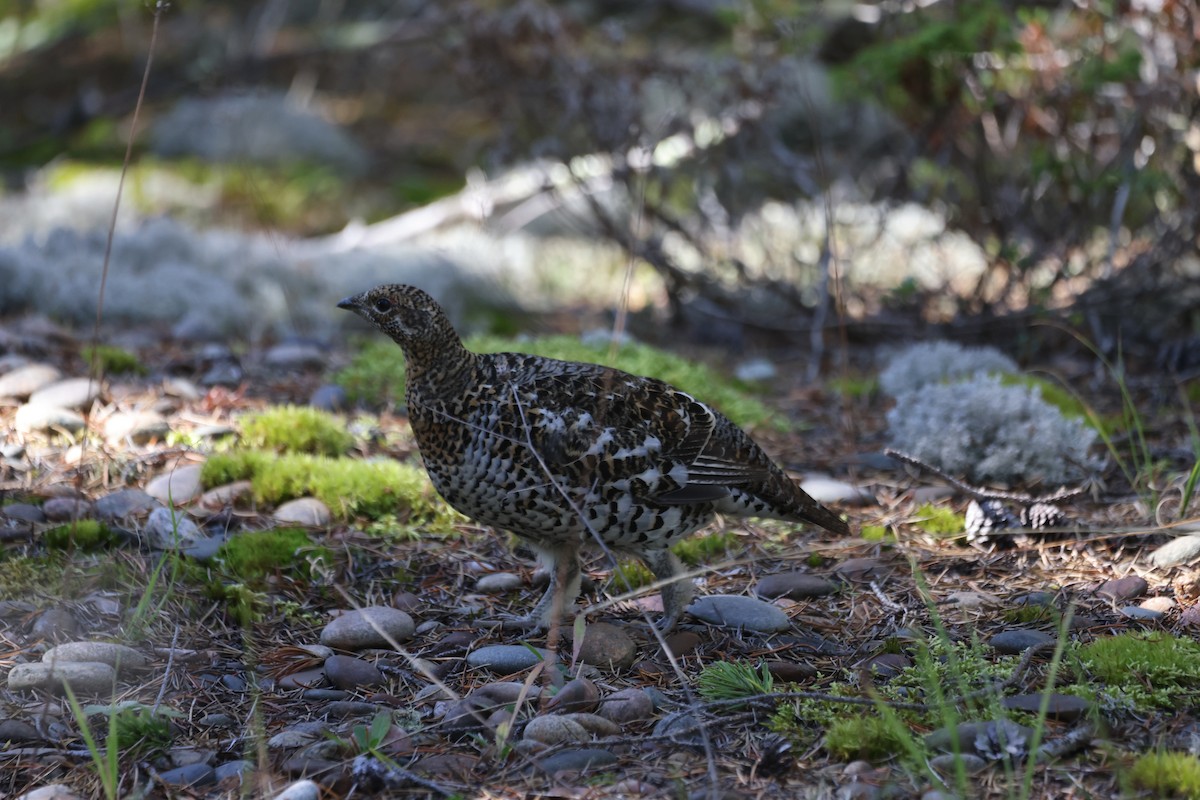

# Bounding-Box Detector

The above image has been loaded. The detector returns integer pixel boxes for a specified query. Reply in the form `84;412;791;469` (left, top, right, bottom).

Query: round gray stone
14;404;86;434
28;377;103;410
0;364;62;399
308;384;347;412
466;644;550;674
323;654;385;690
1150;534;1200;568
1096;576;1148;602
8;661;116;695
42;497;92;522
103;410;169;445
0;718;43;743
1000;693;1090;722
755;573;839;600
94;489;160;520
145;464;205;505
474;572;524;593
535;748;618;773
319;606;415;650
596;687;654;725
14;785;84;800
144;506;205;549
273;497;331;527
272;779;321;800
574;621;637;670
30;608;79;641
988;629;1056;655
43;641;149;672
524;714;590;745
158;763;215;788
687;595;791;632
2;503;45;523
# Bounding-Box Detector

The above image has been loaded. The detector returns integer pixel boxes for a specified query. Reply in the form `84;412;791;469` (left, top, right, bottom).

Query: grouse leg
507;540;582;630
642;548;694;633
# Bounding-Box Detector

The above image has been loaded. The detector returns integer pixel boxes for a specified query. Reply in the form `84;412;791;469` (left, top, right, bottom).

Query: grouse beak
336;295;360;312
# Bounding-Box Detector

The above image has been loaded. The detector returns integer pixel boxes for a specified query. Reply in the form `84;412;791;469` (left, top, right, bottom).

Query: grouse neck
402;339;479;399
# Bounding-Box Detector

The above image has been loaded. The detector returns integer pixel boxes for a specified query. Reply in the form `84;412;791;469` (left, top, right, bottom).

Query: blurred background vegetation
1;0;1196;365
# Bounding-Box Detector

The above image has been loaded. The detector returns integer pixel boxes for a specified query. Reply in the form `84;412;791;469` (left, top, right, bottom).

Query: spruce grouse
338;284;849;631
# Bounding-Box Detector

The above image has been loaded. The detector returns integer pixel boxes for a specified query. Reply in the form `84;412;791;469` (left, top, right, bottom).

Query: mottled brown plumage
338;284;849;631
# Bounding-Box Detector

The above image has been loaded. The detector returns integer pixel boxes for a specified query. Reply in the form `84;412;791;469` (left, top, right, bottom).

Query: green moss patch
673;530;739;566
239;405;354;456
81;344;147;376
336;335;780;430
914;503;965;537
1123;751;1200;798
44;520;118;551
201;449;454;525
1076;633;1200;709
217;528;329;584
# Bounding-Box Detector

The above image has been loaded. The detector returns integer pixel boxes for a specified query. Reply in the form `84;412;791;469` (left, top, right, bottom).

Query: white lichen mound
879;341;1018;397
886;373;1096;485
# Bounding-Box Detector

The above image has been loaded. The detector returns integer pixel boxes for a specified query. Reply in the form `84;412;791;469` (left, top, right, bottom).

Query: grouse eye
373;297;393;313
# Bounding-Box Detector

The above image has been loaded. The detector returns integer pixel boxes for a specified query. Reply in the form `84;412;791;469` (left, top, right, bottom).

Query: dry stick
885;449;1088;505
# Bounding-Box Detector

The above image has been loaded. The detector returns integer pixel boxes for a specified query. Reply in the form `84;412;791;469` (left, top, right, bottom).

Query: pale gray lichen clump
879;340;1019;396
883;343;1096;485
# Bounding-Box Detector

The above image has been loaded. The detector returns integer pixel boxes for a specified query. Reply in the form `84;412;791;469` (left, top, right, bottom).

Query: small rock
197;481;254;511
163;377;202;401
1140;596;1176;613
267;724;326;749
545;677;599;714
466;644;550;674
103;410;169;445
473;681;544;705
535;748;618;773
834;557;890;581
272;779;321;800
1013;591;1056;607
42;497;93;522
145;464;205;506
925;720;1034;758
662;630;701;658
575;621;638;670
523;714;590;745
30;608;79;641
13;404;86;434
28;377;103;410
597;687;653;725
799;475;873;506
14;785;84;800
274;497;331;527
765;659;818;683
320;606;415;650
2;503;45;523
214;759;254;782
8;661;116;695
1001;693;1090;722
324;654;385;690
474;572;524;593
43;641;149;673
302;689;348;702
159;763;215;788
265;343;326;369
182;533;227;561
1150;534;1200;568
0;719;43;743
200;714;238;729
687;595;791;632
144;506;205;549
94;489;159;521
308;384;347;412
1119;606;1164;621
1096;576;1148;602
861;653;911;679
325;700;383;718
988;629;1056;655
929;753;988;775
0;364;62;399
756;573;839;600
277;668;328;691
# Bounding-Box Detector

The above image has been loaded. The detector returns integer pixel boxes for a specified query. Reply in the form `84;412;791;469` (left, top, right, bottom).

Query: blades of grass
62;682;119;800
1019;604;1075;800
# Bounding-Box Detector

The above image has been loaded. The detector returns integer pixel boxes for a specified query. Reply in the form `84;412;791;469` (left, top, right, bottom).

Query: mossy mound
239;405;354;456
201;449;454;525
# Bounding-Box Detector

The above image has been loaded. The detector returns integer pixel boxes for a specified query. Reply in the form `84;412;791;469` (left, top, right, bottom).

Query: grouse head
338;284;460;353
